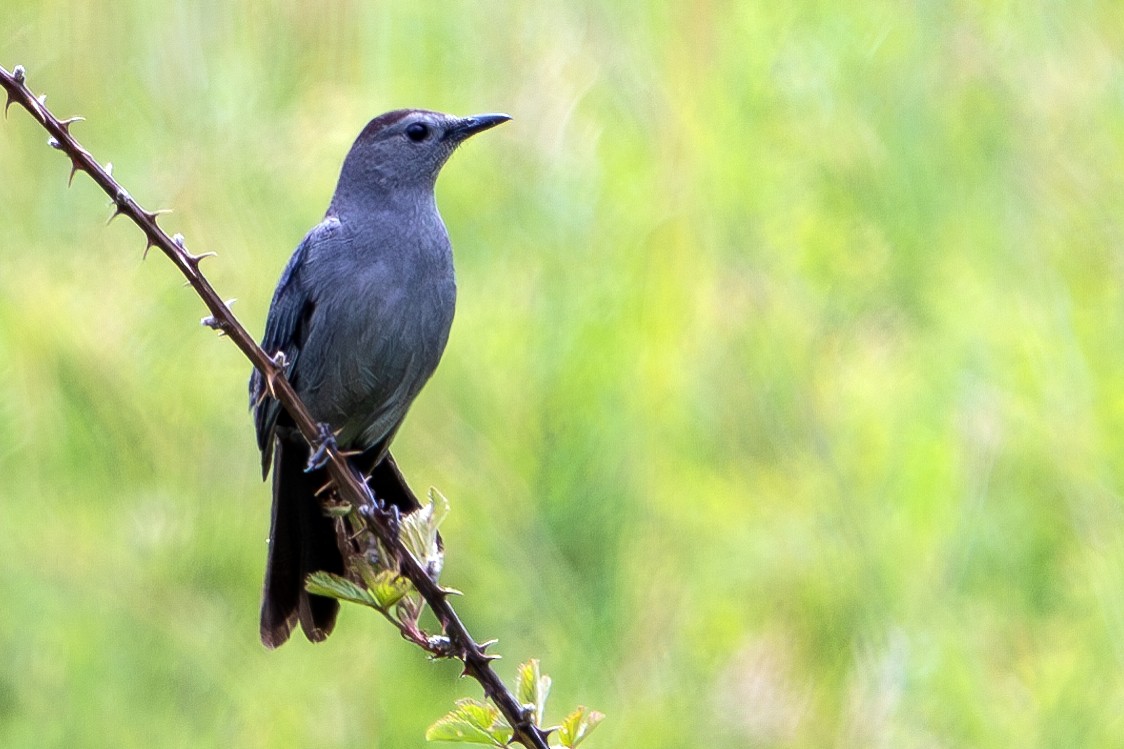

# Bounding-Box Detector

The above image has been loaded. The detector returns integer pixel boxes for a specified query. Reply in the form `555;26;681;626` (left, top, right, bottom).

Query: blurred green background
2;2;1124;747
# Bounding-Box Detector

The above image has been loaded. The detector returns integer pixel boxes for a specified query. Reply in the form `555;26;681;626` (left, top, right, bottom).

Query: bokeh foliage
2;2;1124;747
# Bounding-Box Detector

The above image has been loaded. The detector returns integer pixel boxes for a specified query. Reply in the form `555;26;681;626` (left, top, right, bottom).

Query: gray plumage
250;109;509;648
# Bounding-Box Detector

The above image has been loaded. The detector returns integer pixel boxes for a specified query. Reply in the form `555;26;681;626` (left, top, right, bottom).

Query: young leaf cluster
427;660;604;748
306;491;450;650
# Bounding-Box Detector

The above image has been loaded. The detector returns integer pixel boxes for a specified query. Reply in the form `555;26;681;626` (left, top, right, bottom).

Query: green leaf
368;569;412;610
425;699;513;746
355;556;384;591
304;572;375;607
516;659;552;727
557;706;605;749
400;490;449;577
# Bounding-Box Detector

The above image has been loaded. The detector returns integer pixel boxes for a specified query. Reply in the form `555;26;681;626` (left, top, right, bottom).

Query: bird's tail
260;443;422;648
260;440;343;648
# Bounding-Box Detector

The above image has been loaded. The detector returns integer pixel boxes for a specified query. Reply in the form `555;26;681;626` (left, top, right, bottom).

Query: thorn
106;206;124;225
314;479;335;497
3;67;22;114
142;239;155;261
187;250;217;265
58;115;84;133
478;639;499;651
142;208;172;224
68;160;80;186
438;586;464;597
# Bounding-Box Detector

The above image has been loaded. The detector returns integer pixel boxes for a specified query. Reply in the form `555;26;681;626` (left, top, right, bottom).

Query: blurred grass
2;1;1124;747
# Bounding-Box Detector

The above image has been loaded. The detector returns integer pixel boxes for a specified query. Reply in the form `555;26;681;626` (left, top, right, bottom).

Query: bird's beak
445;113;512;141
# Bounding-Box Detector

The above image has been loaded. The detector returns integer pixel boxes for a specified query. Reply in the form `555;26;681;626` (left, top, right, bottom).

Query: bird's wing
250;217;339;477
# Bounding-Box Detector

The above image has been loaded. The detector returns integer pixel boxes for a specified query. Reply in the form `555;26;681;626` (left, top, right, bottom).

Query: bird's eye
405;123;429;142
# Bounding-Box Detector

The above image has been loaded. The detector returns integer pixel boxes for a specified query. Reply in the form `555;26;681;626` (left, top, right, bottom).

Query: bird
249;109;510;648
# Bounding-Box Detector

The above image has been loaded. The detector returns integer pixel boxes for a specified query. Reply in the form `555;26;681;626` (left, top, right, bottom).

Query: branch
0;63;551;749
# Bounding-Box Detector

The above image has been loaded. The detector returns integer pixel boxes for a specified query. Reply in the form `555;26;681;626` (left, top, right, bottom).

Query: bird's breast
299;228;456;448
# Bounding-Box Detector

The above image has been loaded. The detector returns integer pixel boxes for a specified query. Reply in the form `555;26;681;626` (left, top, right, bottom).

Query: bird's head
332;109;510;207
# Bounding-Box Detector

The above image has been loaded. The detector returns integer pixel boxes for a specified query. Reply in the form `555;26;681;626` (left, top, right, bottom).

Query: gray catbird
250;109;510;648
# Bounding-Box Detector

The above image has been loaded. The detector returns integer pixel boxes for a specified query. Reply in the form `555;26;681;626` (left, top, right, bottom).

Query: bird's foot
304;422;339;472
359;492;402;538
386;502;402;539
261;350;288;399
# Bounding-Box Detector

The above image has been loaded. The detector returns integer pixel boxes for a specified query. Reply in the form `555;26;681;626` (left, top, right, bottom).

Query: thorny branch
0;64;550;749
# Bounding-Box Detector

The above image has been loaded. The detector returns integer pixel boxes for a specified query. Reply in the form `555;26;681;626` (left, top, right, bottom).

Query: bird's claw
359;489;402;537
263;350;288;398
305;423;338;472
386;503;402;538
